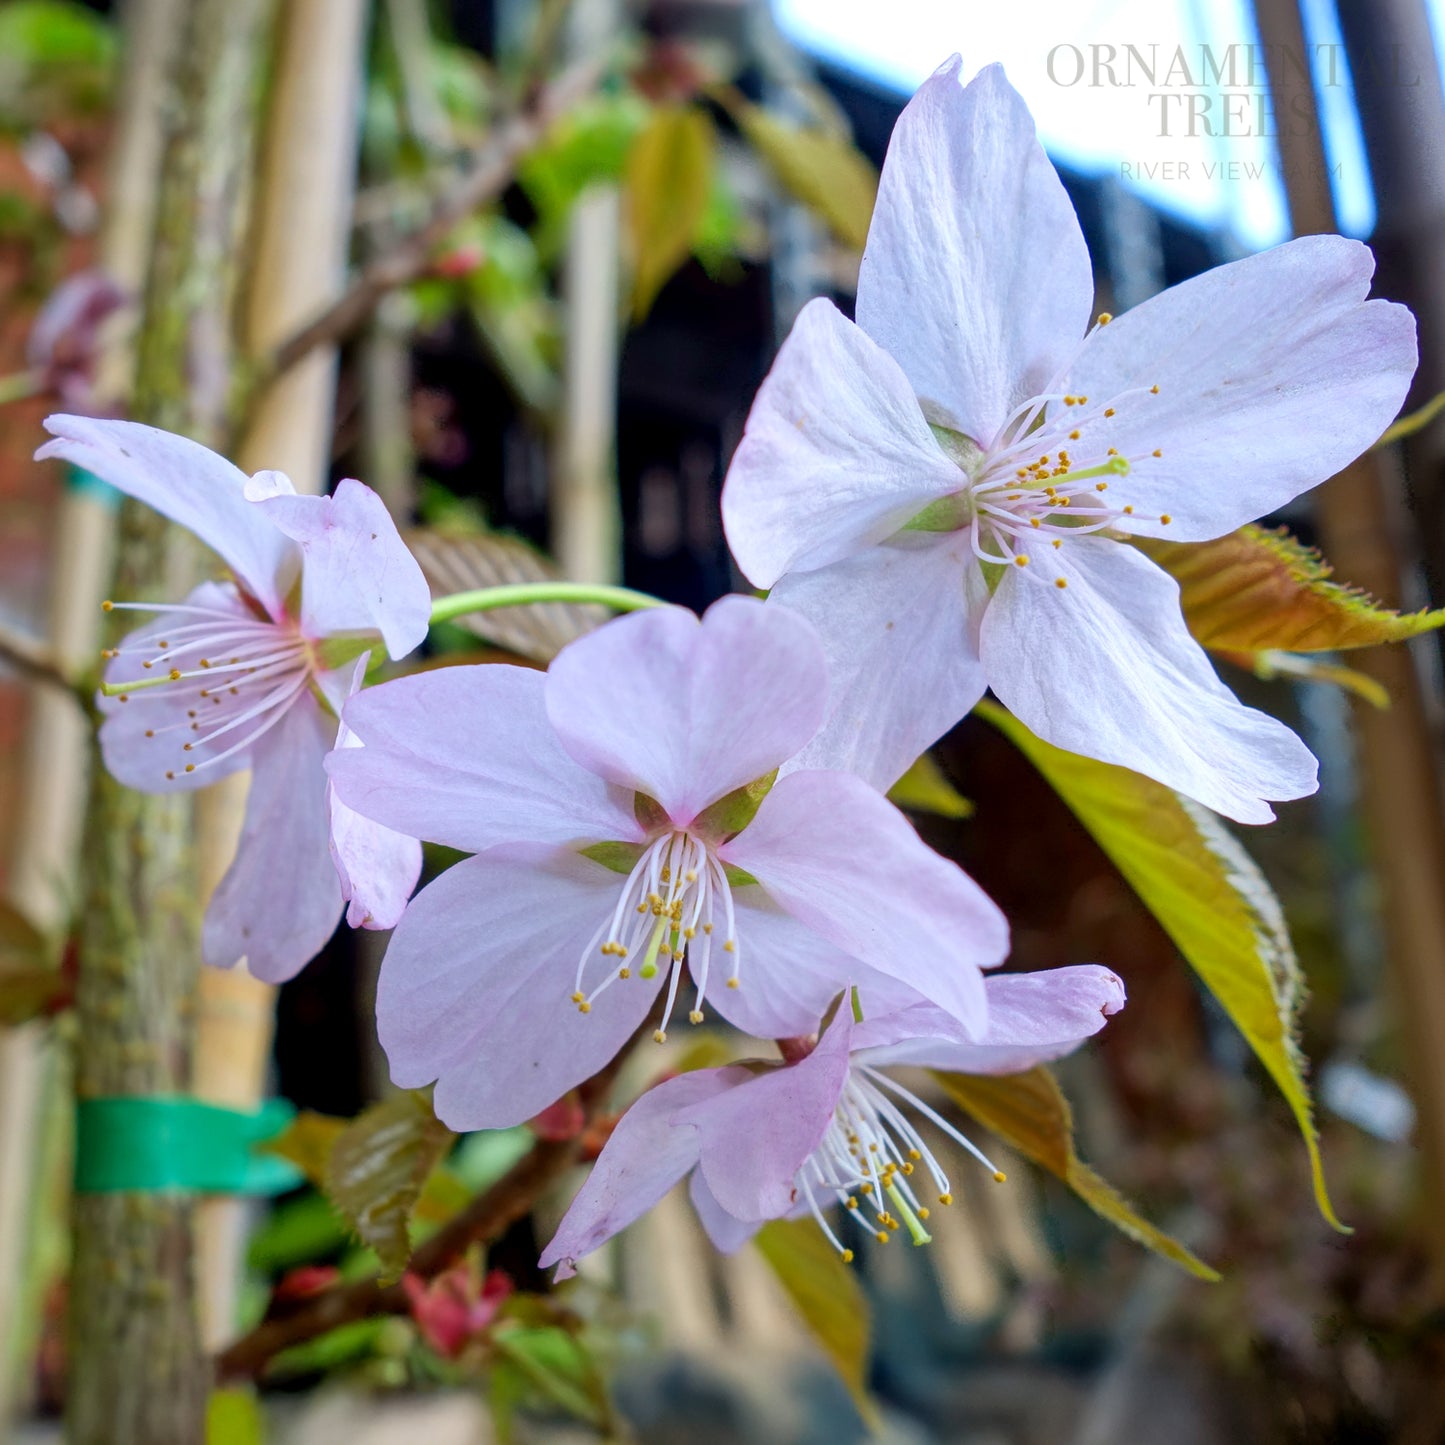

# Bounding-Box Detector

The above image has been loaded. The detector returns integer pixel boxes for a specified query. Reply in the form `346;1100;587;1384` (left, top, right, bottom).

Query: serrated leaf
932;1066;1219;1280
325;1091;457;1284
406;526;608;663
979;699;1343;1231
723;98;877;250
626;104;714;320
753;1218;878;1427
206;1387;264;1445
888;752;974;819
262;1110;346;1185
1136;524;1445;653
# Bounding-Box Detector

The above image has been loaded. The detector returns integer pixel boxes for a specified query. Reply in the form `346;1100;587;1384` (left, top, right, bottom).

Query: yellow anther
570;991;585;1004
702;922;713;934
1150;384;1160;394
993;1171;1008;1184
1055;577;1068;589
1063;395;1076;406
1078;396;1088;404
908;1149;921;1161
198;659;210;669
841;1249;854;1263
1123;505;1135;515
1104;407;1115;417
1097;312;1113;324
168;669;181;681
1152;448;1162;458
1014;554;1030;567
182;742;193;752
142;659;153;669
184;764;195;773
938;1192;953;1206
1095;481;1108;492
145;729;154;738
118;694;129;703
653;1029;667;1043
875;1230;889;1243
101;600;113;611
1029;518;1040;528
618;967;631;979
902;1162;914;1176
860;1182;874;1196
1106;447;1118;456
1069;429;1080;440
1160;513;1172;525
577;1000;592;1014
688;1009;704;1025
723;940;736;953
917;1207;930;1220
1051;539;1062;549
165;770;175;780
726;978;740;989
847;1197;859;1209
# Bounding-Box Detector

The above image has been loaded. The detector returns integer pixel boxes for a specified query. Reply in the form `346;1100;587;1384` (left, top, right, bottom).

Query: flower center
914;316;1173;591
572;829;741;1042
100;595;315;782
795;1065;1005;1262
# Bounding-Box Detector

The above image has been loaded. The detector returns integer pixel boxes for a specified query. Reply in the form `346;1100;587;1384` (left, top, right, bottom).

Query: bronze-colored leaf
324;1091;457;1283
933;1067;1219;1280
625;104;714;320
407;526;608;663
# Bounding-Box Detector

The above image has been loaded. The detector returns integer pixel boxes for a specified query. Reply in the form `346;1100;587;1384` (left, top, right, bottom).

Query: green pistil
637;917;667;979
1042;454;1130;489
885;1181;933;1247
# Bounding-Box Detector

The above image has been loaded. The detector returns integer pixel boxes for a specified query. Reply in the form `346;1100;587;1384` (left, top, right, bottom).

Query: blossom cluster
40;58;1415;1271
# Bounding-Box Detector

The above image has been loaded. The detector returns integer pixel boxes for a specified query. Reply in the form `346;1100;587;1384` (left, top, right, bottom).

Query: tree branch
214;998;659;1381
254;58;603;390
0;621;86;704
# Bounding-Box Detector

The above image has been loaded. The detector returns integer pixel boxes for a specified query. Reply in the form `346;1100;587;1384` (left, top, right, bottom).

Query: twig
0;621;84;702
214;997;661;1381
254;57;603;391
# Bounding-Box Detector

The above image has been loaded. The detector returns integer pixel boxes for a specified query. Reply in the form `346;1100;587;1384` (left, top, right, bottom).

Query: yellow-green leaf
206;1387;264;1445
1218;648;1391;710
932;1067;1219;1280
888;752;974;819
979;699;1344;1231
325;1091;457;1283
262;1110;345;1185
723;98;877;250
753;1218;878;1427
625;105;714;320
1375;388;1445;448
1136;524;1445;653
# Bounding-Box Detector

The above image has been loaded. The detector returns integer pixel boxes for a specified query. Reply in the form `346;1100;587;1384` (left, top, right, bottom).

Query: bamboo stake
192;0;370;1352
1253;0;1445;1285
0;0;183;1426
66;1;271;1438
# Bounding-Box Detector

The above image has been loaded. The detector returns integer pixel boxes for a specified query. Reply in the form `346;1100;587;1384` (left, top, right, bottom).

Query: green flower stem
428;582;666;627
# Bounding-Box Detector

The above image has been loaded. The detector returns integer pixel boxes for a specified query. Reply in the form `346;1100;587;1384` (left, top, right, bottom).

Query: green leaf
490;1325;609;1431
932;1066;1219;1280
206;1388;264;1445
978;699;1344;1231
721;96;877;250
753;1218;878;1427
887;752;974;819
325;1092;457;1284
1135;524;1445;653
625;105;714;320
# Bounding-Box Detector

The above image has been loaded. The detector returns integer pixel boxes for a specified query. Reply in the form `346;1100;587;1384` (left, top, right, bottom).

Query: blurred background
4;0;1445;1441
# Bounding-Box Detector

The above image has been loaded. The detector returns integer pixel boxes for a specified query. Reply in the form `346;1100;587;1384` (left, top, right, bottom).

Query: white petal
857;60;1094;446
771;535;986;792
1066;235;1417;541
981;538;1318;823
721;297;962;588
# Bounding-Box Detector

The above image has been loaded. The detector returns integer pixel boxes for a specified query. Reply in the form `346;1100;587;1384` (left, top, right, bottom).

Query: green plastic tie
74;1096;302;1195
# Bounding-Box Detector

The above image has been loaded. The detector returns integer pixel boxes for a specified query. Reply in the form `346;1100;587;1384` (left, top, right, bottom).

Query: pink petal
981;538;1318;823
248;477;431;657
203;692;343;982
545;595;827;824
97;581;262;794
688;1171;759;1254
854;965;1125;1074
377;845;663;1130
37;416;297;616
328;658;422;930
539;1066;742;1275
1066;236;1417;542
771;535;986;791
327;665;641;853
721;770;1008;1036
680;1007;852;1222
721;297;962;589
856;60;1094;446
707;887;926;1039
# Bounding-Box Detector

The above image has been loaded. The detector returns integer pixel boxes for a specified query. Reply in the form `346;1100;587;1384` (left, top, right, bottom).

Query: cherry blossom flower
326;595;1010;1130
36;415;429;981
540;965;1125;1275
721;58;1418;824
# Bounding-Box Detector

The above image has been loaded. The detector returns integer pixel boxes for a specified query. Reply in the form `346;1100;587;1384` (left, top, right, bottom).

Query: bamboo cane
192;0;370;1352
